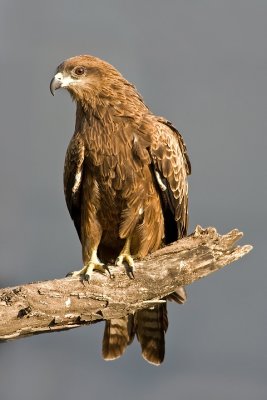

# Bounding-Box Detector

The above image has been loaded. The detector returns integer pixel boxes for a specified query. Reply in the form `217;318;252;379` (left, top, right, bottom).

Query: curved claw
84;262;109;281
116;254;135;279
66;262;108;281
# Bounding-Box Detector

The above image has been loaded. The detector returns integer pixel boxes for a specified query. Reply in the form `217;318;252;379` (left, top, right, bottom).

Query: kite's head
49;54;126;104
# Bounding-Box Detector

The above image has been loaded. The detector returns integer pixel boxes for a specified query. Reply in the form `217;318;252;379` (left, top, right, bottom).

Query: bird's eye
74;67;85;76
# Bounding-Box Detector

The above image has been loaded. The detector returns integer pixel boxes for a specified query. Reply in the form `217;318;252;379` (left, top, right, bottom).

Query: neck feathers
75;81;149;135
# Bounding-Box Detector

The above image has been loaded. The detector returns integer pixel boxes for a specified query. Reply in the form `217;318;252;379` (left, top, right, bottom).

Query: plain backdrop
0;1;266;399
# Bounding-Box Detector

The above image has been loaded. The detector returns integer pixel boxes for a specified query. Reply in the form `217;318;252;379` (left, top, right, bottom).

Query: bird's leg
66;193;113;280
67;247;108;280
116;237;135;278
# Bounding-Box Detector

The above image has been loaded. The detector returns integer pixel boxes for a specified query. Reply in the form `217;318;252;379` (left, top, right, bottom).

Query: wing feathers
150;117;190;239
63;133;85;239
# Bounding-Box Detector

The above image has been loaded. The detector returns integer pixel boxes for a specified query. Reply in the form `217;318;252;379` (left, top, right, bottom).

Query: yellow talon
115;237;135;278
66;249;107;280
116;253;135;268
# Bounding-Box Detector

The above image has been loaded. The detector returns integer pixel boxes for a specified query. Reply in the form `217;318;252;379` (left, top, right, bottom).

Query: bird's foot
116;253;135;279
67;261;110;281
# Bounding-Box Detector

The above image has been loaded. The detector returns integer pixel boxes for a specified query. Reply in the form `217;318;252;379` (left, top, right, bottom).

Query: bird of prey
50;55;191;365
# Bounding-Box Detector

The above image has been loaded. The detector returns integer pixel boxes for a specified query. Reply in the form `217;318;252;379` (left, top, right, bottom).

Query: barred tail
134;304;168;365
102;316;134;360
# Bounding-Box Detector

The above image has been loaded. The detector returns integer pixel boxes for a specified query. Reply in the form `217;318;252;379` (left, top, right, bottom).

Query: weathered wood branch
0;226;252;341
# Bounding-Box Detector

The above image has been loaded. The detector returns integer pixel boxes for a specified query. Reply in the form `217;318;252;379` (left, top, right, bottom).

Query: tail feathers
102;290;184;364
134;304;168;365
102;316;134;361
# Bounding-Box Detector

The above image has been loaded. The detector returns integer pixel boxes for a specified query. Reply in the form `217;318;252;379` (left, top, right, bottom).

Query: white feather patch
155;171;167;191
72;171;82;193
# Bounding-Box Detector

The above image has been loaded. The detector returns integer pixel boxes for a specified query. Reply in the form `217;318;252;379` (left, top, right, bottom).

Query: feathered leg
67;180;109;280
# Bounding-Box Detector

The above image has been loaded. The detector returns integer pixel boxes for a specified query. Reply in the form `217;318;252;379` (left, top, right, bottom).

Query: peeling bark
0;226;252;341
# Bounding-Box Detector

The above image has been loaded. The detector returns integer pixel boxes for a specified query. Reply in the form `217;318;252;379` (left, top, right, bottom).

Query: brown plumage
50;55;191;365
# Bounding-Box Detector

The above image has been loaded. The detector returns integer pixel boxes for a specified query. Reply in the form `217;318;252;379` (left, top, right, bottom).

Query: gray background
0;1;266;399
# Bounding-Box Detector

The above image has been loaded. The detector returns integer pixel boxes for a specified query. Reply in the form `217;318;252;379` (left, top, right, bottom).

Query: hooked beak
50;72;64;96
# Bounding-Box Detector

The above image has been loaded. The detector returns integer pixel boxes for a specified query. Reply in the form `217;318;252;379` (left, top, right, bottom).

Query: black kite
50;55;191;365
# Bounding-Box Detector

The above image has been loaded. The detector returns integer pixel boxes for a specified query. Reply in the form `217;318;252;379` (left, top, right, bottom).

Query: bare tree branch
0;226;252;341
